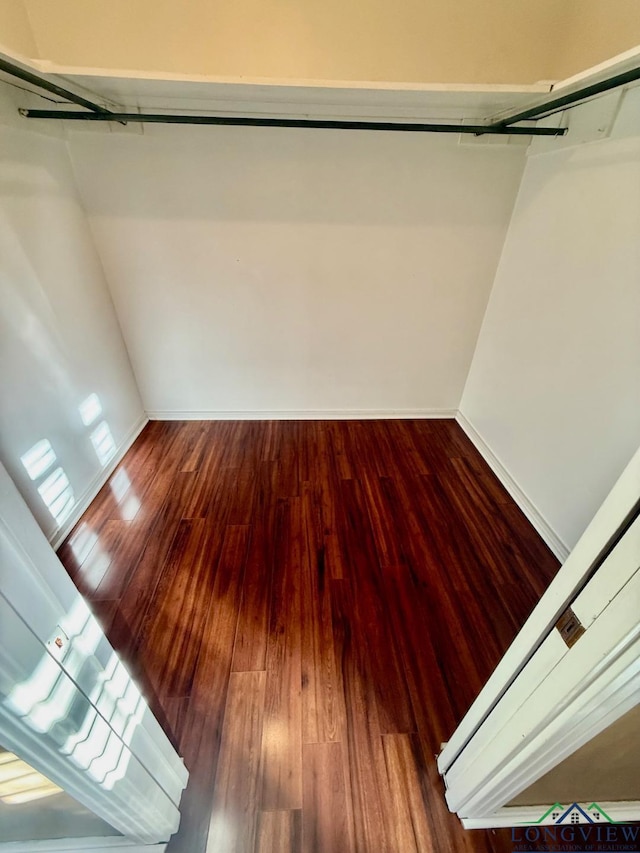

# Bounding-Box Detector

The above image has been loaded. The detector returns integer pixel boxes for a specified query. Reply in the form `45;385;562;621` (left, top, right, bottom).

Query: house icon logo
529;802;618;825
513;804;639;851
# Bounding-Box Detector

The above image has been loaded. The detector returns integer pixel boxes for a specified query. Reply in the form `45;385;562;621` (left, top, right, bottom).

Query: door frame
438;445;640;826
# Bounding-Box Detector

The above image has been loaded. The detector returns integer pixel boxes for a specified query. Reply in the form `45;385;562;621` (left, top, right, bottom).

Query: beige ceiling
1;0;639;86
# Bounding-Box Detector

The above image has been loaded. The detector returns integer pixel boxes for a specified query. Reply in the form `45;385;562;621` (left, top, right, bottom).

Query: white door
0;463;188;849
439;446;640;826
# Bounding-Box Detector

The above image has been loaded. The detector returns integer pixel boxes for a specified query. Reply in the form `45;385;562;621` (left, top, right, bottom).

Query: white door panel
438;446;640;776
445;564;640;816
440;445;640;823
0;463;188;846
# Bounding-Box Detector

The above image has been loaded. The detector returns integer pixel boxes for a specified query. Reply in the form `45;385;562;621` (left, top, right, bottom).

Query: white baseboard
49;415;149;550
0;839;166;852
47;408;568;565
146;408;458;421
455;412;569;562
461;801;640;828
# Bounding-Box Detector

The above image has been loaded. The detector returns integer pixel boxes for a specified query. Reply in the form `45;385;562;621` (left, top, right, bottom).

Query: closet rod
0;56;112;115
17;110;566;136
494;64;640;126
9;56;638;133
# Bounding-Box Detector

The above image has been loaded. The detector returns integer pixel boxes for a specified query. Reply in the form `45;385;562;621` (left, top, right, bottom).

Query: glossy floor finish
58;420;559;852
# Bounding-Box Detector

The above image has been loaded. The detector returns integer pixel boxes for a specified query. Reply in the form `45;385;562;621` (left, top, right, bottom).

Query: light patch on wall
21;439;76;526
79;393;103;427
90;421;116;467
37;467;75;525
81;392;119;470
20;439;56;481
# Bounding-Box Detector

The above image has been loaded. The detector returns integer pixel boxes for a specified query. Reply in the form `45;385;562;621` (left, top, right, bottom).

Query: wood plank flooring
57;420;559;852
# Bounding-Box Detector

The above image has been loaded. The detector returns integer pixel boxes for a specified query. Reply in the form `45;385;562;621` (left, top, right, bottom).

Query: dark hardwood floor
57;419;559;852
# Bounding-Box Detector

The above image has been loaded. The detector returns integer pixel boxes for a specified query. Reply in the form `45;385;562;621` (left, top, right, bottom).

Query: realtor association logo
511;802;640;852
529;801;618;824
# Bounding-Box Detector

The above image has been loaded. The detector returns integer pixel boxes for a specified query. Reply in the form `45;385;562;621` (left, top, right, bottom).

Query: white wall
67;126;526;417
0;87;145;544
461;92;640;553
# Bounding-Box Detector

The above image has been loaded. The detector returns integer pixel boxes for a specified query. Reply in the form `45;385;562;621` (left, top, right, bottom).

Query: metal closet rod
0;56;112;115
16;110;565;135
0;54;558;135
494;63;640;126
7;55;640;134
